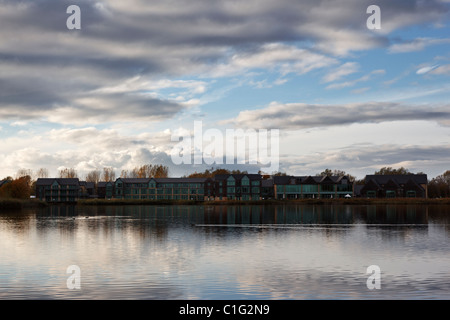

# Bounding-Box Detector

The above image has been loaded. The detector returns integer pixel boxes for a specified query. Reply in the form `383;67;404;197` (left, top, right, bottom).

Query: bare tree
85;169;101;184
16;168;33;179
36;168;49;179
59;168;78;178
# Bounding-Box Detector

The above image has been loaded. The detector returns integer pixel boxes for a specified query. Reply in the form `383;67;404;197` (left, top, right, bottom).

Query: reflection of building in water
365;205;428;224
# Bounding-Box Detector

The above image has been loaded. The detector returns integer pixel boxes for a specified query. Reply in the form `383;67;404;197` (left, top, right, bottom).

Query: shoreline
1;198;450;210
77;198;450;206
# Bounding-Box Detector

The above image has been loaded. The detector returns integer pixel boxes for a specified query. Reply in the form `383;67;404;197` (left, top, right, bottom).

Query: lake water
0;204;449;300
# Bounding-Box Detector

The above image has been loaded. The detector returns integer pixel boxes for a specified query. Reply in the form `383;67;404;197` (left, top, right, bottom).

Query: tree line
0;164;169;199
1;166;449;199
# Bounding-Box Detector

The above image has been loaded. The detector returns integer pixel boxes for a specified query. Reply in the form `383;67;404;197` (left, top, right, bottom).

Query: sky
0;0;449;180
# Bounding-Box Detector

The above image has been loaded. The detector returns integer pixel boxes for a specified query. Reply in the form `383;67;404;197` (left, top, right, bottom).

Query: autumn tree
0;176;31;199
120;169;129;178
120;165;169;179
102;167;116;182
428;170;450;198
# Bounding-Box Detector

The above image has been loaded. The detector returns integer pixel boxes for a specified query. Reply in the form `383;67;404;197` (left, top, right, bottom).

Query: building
97;181;114;200
261;179;274;200
36;178;80;203
0;180;11;188
360;174;428;198
274;175;354;199
34;172;428;202
113;177;211;201
212;174;262;201
79;181;96;199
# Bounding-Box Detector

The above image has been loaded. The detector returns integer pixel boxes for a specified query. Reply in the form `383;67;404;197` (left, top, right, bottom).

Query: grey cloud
228;102;450;130
0;0;449;124
281;144;450;179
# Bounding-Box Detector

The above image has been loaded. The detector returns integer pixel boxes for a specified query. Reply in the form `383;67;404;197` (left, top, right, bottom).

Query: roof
261;179;274;187
155;178;207;183
116;177;207;184
214;174;262;181
0;180;10;187
273;175;350;185
36;178;80;186
116;178;151;183
364;174;428;185
79;181;95;188
97;181;113;187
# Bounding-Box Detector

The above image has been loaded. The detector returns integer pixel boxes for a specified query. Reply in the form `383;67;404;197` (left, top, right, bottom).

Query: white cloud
416;65;440;75
322;62;360;83
430;64;450;75
326;69;385;90
224;101;450;130
206;43;338;78
389;38;450;54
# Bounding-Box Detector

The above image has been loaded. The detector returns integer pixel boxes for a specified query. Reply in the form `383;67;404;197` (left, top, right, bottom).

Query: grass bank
77;198;450;206
0;198;48;210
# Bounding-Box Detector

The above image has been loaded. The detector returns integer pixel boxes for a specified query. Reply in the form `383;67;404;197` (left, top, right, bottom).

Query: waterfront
0;204;449;299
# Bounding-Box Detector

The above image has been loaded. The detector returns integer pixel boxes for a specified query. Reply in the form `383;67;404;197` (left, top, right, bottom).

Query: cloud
224;101;450;130
416;65;440;75
389;38;450;53
206;43;337;78
325;69;385;90
322;62;360;83
280;143;450;179
1;0;449;124
429;64;450;75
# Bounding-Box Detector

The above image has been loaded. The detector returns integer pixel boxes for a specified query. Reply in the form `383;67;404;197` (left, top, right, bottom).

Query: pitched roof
364;174;428;185
97;181;113;187
273;175;351;185
116;178;151;184
214;174;262;181
155;177;207;183
116;177;207;184
36;178;80;186
79;181;95;188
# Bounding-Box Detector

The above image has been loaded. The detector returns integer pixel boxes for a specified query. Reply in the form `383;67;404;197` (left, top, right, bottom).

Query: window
321;184;334;192
303;185;318;193
227;187;235;193
241;177;250;186
406;190;416;198
386;190;396;198
366;191;376;198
